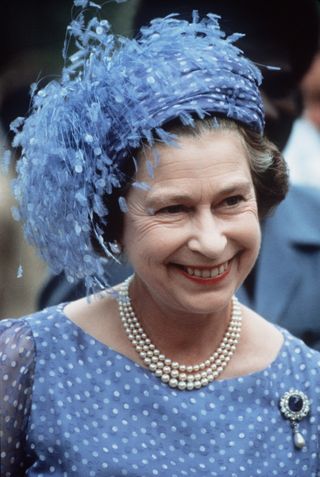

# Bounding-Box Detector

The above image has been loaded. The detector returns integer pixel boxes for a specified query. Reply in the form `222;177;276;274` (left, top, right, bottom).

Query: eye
158;204;188;214
222;195;245;207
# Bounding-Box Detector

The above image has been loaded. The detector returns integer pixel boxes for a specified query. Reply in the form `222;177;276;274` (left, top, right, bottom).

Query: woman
1;2;319;475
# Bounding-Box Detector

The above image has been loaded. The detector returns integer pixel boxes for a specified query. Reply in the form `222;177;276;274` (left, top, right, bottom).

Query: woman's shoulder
0;315;35;366
233;305;320;380
0;311;49;395
1;303;66;323
280;326;320;367
0;304;68;347
62;290;135;359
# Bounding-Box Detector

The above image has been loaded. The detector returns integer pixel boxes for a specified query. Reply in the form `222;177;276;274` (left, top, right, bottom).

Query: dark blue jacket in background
238;185;320;349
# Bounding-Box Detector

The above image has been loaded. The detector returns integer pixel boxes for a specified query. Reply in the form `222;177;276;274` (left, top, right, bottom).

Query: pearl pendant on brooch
279;389;310;450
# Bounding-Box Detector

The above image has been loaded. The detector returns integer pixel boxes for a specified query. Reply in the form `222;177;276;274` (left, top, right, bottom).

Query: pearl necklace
118;277;242;390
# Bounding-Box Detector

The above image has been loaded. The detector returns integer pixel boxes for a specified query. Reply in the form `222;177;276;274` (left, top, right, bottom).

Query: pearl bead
171;369;179;378
294;431;306;449
161;374;170;383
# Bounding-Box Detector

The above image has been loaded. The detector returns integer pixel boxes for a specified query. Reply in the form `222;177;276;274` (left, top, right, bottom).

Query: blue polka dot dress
1;304;320;476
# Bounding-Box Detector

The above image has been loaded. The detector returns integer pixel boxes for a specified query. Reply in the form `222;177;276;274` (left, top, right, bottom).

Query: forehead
135;128;252;189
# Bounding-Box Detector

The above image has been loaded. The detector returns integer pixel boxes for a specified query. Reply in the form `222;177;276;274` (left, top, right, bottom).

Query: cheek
233;207;261;251
243;214;261;255
122;214;177;260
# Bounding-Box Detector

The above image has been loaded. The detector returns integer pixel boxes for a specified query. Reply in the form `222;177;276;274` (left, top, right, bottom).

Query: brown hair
168;117;289;219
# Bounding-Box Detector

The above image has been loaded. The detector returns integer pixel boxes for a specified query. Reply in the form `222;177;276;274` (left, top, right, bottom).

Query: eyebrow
147;180;253;205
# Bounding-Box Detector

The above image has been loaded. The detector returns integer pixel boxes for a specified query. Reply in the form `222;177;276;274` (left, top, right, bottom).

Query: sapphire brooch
279;389;310;449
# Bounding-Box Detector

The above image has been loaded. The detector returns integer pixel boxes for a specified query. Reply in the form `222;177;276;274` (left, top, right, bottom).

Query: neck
118;276;242;390
129;276;233;365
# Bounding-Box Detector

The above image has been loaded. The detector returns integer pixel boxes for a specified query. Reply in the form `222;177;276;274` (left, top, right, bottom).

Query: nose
187;210;227;258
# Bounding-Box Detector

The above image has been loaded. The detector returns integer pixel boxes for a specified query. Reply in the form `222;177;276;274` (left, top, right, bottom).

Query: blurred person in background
0;178;47;318
37;0;320;350
284;47;320;187
0;0;68;318
0;132;47;319
0;0;138;318
0;135;16;315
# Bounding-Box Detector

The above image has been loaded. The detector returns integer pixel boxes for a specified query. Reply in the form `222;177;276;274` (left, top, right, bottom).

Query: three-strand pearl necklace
118;277;242;390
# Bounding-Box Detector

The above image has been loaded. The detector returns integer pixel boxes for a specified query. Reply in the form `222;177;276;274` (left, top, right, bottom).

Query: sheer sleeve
0;318;36;477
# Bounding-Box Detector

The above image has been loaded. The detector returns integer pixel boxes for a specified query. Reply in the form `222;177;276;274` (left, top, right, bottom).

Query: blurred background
0;0;139;318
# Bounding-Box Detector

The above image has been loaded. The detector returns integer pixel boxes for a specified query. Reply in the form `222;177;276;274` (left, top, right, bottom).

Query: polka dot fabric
1;305;320;476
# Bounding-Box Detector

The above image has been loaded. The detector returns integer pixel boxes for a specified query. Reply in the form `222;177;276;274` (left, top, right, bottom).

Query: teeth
184;262;229;279
202;269;211;278
210;268;219;278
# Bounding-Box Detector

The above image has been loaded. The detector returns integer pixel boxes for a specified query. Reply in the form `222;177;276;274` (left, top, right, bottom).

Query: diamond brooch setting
279;389;310;449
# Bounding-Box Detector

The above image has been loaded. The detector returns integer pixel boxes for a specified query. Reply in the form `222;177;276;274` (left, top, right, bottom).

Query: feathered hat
11;1;264;291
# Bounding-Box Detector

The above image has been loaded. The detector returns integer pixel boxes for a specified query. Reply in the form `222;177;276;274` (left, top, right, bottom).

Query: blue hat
11;4;264;291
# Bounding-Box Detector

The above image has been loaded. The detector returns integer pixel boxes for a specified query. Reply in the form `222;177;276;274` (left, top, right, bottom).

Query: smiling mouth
175;261;230;279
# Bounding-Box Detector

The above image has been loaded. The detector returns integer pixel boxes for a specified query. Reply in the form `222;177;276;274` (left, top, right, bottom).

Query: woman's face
122;128;261;316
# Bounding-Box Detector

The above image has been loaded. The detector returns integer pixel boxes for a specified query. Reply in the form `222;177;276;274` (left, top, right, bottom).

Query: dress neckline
52;302;287;385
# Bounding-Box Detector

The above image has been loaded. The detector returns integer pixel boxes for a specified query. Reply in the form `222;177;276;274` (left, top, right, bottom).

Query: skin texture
121;129;261;359
65;128;283;376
